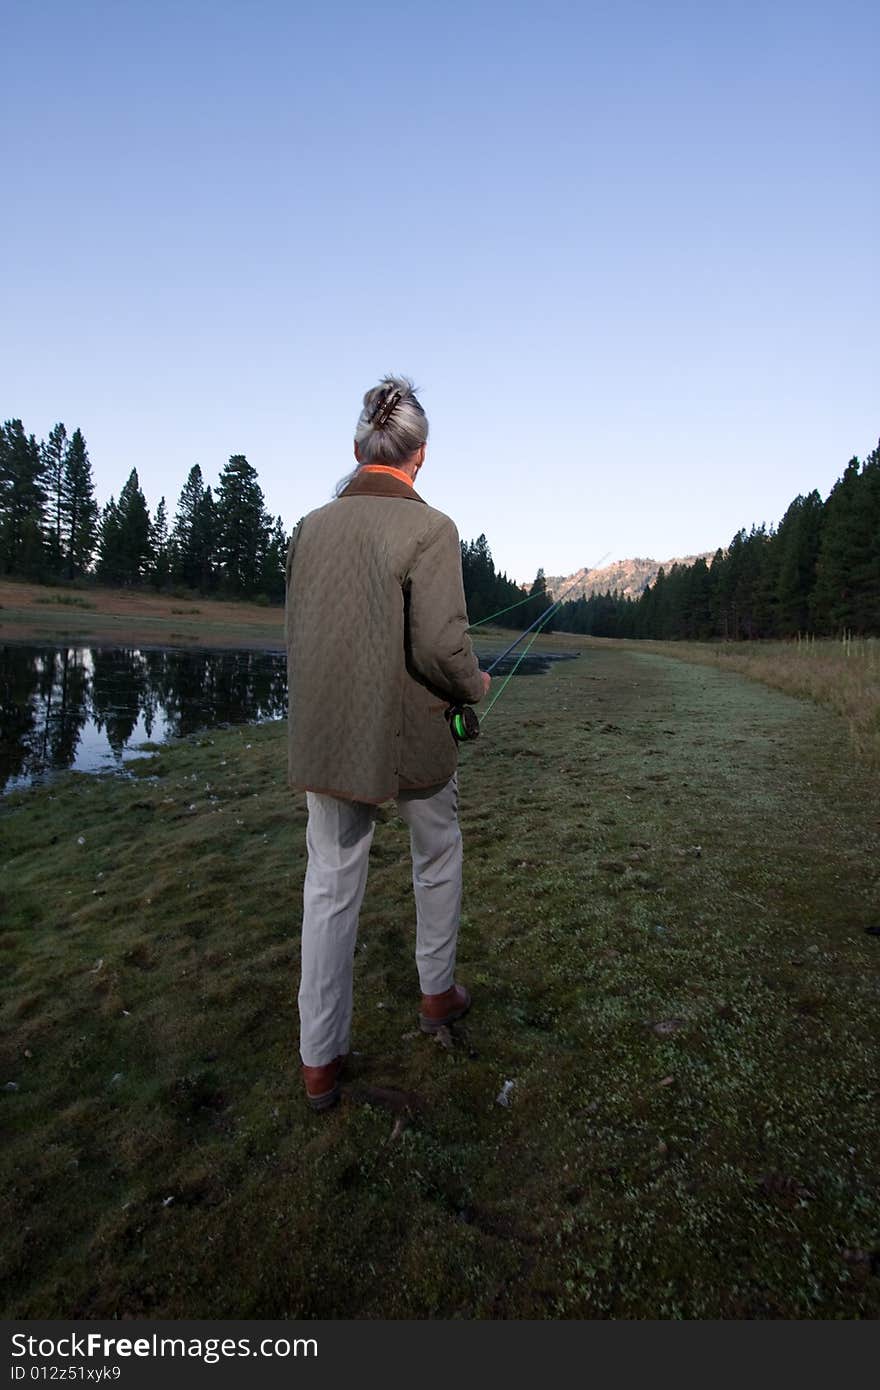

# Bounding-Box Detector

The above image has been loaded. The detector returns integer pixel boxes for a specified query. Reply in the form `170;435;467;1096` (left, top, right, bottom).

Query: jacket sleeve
405;514;485;705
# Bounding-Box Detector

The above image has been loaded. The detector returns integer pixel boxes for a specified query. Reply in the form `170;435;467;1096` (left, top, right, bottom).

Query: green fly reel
446;704;480;743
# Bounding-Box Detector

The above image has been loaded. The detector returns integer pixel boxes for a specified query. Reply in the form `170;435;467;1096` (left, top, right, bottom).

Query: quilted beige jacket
285;468;484;804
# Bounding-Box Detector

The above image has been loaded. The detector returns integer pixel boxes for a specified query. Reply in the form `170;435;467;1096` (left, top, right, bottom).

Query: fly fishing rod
446;555;610;743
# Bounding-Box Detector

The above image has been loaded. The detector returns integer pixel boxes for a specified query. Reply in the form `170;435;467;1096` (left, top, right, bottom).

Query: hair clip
368;388;402;429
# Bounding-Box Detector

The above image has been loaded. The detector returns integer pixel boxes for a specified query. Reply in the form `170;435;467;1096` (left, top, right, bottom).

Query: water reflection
1;644;288;793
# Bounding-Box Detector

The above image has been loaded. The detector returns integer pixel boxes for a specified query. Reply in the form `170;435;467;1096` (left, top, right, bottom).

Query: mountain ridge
545;552;715;603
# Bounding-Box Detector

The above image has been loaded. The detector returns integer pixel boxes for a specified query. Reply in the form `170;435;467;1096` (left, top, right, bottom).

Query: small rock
652;1018;684;1036
496;1079;515;1107
432;1026;454;1052
4;1081;19;1092
77;836;85;846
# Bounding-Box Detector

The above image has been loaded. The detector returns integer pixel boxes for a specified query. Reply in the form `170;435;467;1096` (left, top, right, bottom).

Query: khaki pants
298;776;462;1066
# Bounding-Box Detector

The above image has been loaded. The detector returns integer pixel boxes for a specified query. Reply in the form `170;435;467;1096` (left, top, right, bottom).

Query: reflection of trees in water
0;647;90;786
0;646;43;785
44;649;90;767
90;648;153;752
1;644;288;790
140;648;287;737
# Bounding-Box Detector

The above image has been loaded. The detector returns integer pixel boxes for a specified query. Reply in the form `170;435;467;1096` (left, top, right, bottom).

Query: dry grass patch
577;634;880;767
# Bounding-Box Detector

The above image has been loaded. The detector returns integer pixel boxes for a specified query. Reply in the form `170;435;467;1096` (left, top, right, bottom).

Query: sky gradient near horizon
3;0;877;583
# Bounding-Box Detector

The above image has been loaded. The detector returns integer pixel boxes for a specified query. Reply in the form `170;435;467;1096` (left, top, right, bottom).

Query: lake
1;641;573;793
1;643;288;794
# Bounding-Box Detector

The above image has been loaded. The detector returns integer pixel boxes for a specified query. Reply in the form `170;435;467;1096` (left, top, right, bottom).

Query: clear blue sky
3;0;877;582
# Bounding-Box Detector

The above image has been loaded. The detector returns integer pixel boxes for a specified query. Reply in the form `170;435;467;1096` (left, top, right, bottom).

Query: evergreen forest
0;420;289;603
2;416;877;638
554;444;879;640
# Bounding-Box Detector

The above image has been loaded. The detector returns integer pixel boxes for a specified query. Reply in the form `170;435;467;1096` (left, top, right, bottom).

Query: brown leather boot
419;983;471;1033
301;1054;346;1111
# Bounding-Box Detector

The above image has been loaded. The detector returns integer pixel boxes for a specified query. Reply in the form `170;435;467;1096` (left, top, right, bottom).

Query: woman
285;376;490;1109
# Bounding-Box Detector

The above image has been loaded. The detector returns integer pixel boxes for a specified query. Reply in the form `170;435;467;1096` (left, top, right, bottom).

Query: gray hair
353;375;428;466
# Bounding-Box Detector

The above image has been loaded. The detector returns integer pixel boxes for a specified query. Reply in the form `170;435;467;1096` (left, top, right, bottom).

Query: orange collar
359;464;415;489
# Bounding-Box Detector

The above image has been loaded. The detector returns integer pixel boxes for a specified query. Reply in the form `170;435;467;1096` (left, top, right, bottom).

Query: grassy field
0;579;285;650
2;638;879;1318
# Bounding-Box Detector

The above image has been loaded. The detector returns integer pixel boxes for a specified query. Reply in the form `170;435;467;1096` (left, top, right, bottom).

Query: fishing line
448;557;610;742
479;602;564;723
466;590;543;630
483;559;606;678
467;553;610;633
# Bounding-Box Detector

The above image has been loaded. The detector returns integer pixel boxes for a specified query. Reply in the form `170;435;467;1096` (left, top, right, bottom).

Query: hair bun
354;375;428;469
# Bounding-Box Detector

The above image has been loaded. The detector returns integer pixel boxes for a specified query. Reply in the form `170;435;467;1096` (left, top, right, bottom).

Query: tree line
557;443;880;640
4;416;876;637
460;534;556;632
0;420;290;602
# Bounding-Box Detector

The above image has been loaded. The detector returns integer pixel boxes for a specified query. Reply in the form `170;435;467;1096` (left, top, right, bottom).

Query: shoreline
0;578;286;651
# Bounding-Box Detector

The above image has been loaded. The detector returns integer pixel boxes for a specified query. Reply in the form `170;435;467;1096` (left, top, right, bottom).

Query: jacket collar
339;468;426;504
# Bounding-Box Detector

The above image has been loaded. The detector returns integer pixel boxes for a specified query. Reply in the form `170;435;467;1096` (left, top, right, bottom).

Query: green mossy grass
2;643;879;1317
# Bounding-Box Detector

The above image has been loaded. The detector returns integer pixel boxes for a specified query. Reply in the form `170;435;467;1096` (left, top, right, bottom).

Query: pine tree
41;422;67;574
148;497;171;589
524;568;552;630
857;445;880;632
97;471;151;586
194;486;217;592
215;454;270;596
775;491;823;635
0;419;47;577
170;465;205;589
811;454;880;633
95;497;124;584
735;524;776;639
259;515;289;603
60;428;98;578
116;470;152;584
681;557;713;639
